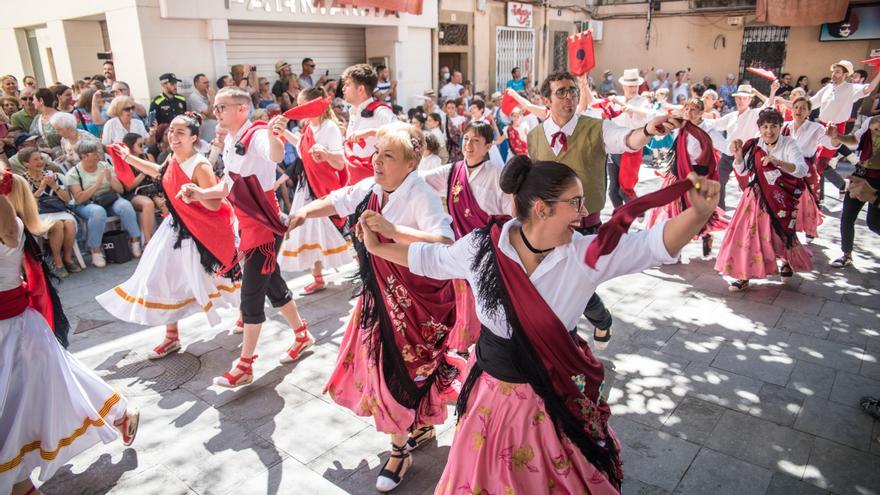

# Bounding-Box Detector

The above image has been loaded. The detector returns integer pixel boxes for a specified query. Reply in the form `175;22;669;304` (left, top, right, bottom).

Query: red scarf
163;157;238;274
618;149;643;200
299;123;349;228
446;161;492;239
106;143;136;187
343;139;374;184
507;125;528;156
743;138;805;245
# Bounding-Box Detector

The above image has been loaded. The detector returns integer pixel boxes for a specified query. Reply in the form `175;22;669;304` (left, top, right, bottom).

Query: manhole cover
99;351;201;397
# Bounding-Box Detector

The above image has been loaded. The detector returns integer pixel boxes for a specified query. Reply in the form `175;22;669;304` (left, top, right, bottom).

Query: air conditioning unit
727;16;743;27
589;20;604;41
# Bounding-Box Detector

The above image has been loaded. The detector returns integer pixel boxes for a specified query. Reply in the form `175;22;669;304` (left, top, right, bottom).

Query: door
495;27;535;92
439;52;466;79
738;26;789;95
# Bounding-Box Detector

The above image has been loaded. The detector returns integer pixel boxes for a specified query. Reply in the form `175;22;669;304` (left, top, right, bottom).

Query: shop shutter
227;23;366;83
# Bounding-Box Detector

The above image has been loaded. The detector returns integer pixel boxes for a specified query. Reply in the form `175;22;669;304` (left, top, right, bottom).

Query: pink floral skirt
446;280;481;353
436;373;620;495
795;191;823;238
324;304;461;435
646;174;729;235
715;188;813;280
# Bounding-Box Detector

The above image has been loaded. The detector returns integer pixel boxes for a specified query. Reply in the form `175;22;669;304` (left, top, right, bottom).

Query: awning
755;0;849;27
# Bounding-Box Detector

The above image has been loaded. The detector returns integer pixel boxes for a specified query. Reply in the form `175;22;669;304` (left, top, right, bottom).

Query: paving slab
673;448;773;495
614;418;701;492
661;397;726;444
802;437;880;495
710;341;796;387
793;396;875;453
765;471;830;495
786;360;837;400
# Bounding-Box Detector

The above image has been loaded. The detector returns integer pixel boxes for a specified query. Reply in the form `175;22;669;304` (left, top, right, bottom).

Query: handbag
101;230;132;264
75;166;118;208
38;195;69;214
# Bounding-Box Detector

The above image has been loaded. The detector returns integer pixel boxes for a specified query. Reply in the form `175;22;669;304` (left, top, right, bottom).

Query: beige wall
63;21;106;81
365;25;435;109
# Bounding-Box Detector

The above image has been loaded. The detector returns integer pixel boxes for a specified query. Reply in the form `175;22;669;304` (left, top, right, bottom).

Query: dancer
277;86;353;293
177;87;313;387
826;116;880;268
96;114;241;360
422;120;513;354
360;156;720;494
715;109;812;291
783;97;827;239
607;68;654;207
0;167;139;495
287;123;458;492
496;107;529;157
646;99;728;257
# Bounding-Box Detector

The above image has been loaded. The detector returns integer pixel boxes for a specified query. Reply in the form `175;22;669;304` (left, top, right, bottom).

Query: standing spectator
216;74;235;90
703;75;717;91
230;64;257;93
1;75;19;98
373;64;396;104
102;61;116;87
53;84;74;113
719;73;738;110
506;66;528;94
279;78;302;112
672;70;690;104
149;73;187;126
253;77;276;109
796;75;810;94
111;81;147;119
102;96;149;146
443;98;466;163
439;65;451;88
187;73;217;143
420;89;440;117
71;88;103;137
22;75;37;91
440;70;464;102
298;57;325;89
778;73;794;95
272;60;293;99
598;69;617;96
10;87;37;132
651;68;670;91
30;88;62;151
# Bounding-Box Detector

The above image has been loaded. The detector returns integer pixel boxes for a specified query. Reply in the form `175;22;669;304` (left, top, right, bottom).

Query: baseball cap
159;73;181;84
14;134;38;147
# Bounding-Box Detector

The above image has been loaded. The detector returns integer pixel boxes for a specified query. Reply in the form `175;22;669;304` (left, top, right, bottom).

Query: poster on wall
507;2;533;29
820;4;880;41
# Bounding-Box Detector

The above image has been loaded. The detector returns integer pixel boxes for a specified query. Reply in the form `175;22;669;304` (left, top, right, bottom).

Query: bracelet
642;124;652;137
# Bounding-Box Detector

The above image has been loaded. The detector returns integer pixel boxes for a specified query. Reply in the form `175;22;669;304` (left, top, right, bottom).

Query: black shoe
861;396;880;420
593;326;611;351
830;254;852;268
728;279;750;292
779;263;793;281
702;235;713;257
376;442;412;492
405;425;435;453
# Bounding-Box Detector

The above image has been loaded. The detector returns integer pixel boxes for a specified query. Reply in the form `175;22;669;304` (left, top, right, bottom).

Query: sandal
147;328;181;360
280;321;314;364
861;396;880;420
779;263;793;281
301;275;326;295
230;318;244;335
728;279;750;292
376;442;412;492
830;254;852;268
405;425;436;453
701;234;713;258
113;407;140;446
593;326;611;351
64;261;83;274
213;355;258;388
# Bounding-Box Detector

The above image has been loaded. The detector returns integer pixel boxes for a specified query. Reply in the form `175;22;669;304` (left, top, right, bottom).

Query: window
439;23;468;46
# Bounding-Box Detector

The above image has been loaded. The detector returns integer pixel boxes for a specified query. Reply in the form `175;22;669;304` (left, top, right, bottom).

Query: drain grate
99;351;201;397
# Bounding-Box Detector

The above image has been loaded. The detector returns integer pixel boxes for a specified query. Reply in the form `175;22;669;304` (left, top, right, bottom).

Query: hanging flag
746;67;777;82
106;143;135;187
567;30;595;77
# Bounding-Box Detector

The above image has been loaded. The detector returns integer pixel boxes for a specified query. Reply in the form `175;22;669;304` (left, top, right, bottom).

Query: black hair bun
500;154;533;194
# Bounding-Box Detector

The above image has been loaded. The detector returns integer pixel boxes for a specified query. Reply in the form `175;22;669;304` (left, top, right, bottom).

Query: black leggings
840;174;880;254
240;236;293;324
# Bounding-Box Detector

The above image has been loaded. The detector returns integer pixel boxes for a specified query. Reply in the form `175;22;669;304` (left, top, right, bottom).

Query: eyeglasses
546;195;585;212
552;87;580;100
212;103;242;113
21;96;34;101
122;106;135;112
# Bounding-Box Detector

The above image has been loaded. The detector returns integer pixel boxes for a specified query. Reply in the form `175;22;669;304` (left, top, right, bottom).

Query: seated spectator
121;132;163;245
122;131;156;163
0;96;20;120
1;74;19;98
51;111;102;171
19;148;80;277
66;139;142;267
11;87;37;132
53;84;74;113
8;134;59;175
102;96;149;146
30;88;62;152
279;77;302;112
418;133;443;172
71;88;103;137
187;74;217;142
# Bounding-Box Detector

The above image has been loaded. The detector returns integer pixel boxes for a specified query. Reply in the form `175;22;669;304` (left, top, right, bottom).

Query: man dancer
178;87;313;388
527;71;679;348
608;68;654;207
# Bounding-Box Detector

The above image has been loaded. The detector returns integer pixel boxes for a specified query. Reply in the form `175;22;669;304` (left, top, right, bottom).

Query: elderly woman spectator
72;88;103;137
0;96;19;120
51;111;102;170
102;95;149;146
65;139;142;267
19;147;80;277
30;87;62;152
53;84;75;113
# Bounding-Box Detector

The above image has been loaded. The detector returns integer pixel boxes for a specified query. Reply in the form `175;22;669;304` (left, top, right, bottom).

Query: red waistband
0;285;28;320
857;166;880;179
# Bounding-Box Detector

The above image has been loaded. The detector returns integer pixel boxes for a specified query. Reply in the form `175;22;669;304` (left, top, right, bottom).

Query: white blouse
409;218;677;337
733;135;809;178
0;218;24;291
420;160;514;217
782;120;829;158
329;171;454;240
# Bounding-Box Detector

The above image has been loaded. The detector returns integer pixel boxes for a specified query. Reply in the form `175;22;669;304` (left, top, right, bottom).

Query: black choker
467;158;488;169
519;227;553;255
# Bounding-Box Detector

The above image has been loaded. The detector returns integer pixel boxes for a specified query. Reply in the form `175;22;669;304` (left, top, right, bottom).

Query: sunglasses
21;96;34;101
122;106;136;112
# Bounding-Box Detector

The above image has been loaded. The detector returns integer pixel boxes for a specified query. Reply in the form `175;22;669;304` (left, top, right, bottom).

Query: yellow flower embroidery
498;381;517;396
503;487;515;495
470;430;485;450
451;182;463;203
511;446;535;471
532;410;546;425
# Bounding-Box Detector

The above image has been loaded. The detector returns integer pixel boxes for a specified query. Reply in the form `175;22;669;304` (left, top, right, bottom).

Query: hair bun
499;155;533;194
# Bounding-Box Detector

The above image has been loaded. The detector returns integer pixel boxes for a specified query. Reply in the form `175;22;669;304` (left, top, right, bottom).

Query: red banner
568;30;595;77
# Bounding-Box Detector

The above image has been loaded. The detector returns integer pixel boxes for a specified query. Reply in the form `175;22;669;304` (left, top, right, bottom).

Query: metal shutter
227;23;366;82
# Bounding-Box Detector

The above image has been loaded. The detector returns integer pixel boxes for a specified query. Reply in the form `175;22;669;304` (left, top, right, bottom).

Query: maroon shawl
674;122;718;181
227;172;286;273
743;138;805;246
446;161;493;239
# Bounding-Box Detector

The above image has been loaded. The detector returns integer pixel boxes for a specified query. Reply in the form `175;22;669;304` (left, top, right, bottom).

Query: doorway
439;52;468;81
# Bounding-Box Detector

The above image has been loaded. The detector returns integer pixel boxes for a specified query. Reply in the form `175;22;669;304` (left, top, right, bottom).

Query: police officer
149;73;187;125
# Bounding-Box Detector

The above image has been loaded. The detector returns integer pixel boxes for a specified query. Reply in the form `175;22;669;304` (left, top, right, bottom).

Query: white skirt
95;217;240;327
39;211;77;229
278;182;353;273
0;308;127;491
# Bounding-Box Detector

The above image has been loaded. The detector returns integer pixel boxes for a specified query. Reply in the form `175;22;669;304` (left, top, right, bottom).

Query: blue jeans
74;198;141;249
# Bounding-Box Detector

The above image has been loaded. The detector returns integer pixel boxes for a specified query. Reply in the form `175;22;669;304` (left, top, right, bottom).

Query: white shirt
782;120;828;158
672;82;690;103
611;94;653;129
651;79;670;91
704;106;765;154
420;160;514;217
697;120;727;154
810;82;869;124
408;218;677;337
301;119;343;155
440;83;464;102
854;116;874;141
101;117;147;146
222;121;276;191
522;113;541;132
418;154;443;172
329;172;454;240
186;91;217;143
733;135;809;178
345;98;397;162
0;218;24;291
427;127;446;149
543;114;636;156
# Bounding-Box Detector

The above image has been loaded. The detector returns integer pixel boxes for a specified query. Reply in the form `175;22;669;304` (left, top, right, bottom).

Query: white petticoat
278;182;353;273
95;217;240;327
0;308;126;492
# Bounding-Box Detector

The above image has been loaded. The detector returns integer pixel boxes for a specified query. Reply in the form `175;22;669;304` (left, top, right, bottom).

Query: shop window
440;23;468;46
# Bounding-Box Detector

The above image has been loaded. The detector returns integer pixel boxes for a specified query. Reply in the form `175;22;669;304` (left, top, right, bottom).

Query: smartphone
325;69;330;76
147;110;156;128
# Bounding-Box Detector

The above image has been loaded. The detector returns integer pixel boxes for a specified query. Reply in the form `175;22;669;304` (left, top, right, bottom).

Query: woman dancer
96;115;241;359
496;107;529;157
422;120;512;356
783;97;826;240
1;167;139;495
715;109;812;291
646;98;728;257
360;156;719;494
278;87;353;294
286;123;458;492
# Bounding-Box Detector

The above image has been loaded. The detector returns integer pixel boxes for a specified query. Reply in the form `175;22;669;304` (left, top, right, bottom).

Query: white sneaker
130;241;142;258
92;251;106;268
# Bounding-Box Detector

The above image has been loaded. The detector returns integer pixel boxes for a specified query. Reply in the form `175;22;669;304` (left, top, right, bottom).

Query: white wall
365;26;435;110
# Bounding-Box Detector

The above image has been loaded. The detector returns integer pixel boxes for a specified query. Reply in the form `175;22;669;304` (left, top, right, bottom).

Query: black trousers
576;225;613;330
240;236;293;324
840;174;880;254
607;154;630;209
717;153;735;210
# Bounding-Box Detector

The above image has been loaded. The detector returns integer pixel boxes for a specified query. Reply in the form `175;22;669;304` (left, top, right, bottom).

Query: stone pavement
34;167;880;495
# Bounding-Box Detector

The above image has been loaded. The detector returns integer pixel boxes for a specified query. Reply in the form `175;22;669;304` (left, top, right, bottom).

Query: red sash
0;285;28;320
618;149;643;200
674;122;718;181
743;138;805;244
507;126;528;156
446;162;493;239
227;173;285;272
300;124;349;229
813;121;849;175
163;157;238;273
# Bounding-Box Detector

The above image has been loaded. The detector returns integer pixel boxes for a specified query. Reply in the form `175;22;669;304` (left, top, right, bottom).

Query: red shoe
147;328;180;360
280;321;314;364
213;355;258;388
301;276;326;295
230;319;244;335
113;407;140;446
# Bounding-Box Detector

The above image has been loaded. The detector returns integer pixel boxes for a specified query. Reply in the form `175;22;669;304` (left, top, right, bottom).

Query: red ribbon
551;131;568;153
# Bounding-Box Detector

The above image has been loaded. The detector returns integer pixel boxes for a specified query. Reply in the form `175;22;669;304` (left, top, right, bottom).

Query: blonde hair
376;122;424;163
107;95;135;117
9;174;47;235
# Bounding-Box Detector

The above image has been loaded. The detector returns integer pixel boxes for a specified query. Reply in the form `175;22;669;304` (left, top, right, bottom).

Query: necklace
519;226;553;262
